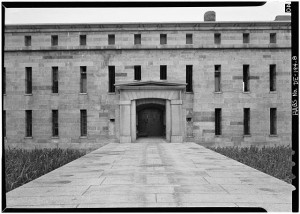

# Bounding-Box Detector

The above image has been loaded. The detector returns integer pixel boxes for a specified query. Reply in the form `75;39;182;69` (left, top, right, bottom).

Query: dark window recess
26;110;32;137
80;110;87;136
215;65;221;92
270;108;277;135
3;110;6;138
80;66;87;93
3;67;6;94
244;108;250;135
215;108;222;135
110;118;115;122
214;33;221;44
108;34;115;45
134;34;141;45
243;65;250;92
25;36;31;47
25;67;32;94
51;35;58;46
80;35;86;46
134;66;141;81
52;110;59;137
160;65;167;80
186;65;193;92
270;64;276;91
52;67;58;93
186;34;193;44
160;34;167;45
243;33;250;44
270;33;276;43
108;66;115;93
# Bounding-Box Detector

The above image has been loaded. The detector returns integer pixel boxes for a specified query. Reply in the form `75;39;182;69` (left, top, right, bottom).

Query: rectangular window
25;110;32;137
51;35;58;46
80;35;86;46
134;66;141;81
3;67;5;95
215;108;222;135
80;110;87;137
160;34;167;45
134;34;141;45
244;108;250;135
243;65;250;92
108;66;115;93
186;65;193;92
108;34;115;45
160;65;167;80
52;110;59;137
186;34;193;44
214;33;221;44
3;110;6;138
243;33;250;44
80;66;87;93
270;64;276;91
25;67;32;94
270;108;277;135
25;36;31;47
215;65;221;92
270;33;276;43
52;67;58;93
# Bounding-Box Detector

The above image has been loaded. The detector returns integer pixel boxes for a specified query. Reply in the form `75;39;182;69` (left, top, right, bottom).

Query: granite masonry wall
3;23;291;149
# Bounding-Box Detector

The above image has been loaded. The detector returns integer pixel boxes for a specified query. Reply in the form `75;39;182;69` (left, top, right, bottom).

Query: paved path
6;138;294;211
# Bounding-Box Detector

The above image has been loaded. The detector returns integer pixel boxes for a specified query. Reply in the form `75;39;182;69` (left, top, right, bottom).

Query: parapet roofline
5;20;291;29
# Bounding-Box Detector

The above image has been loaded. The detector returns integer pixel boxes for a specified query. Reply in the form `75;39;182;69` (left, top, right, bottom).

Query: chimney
275;15;291;21
204;11;216;21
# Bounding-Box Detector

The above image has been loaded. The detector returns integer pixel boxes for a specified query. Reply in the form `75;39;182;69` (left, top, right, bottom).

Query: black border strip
2;2;265;8
291;1;299;213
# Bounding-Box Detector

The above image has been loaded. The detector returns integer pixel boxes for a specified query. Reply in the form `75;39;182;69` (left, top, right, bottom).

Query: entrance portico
115;81;186;143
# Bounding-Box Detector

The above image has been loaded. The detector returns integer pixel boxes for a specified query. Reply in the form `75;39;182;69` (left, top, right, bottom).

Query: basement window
134;66;141;81
52;110;59;137
80;110;87;137
25;110;32;137
244;108;250;135
270;108;277;135
215;108;222;136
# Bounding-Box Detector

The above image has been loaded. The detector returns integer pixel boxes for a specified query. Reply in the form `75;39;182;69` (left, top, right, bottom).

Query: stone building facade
3;15;291;149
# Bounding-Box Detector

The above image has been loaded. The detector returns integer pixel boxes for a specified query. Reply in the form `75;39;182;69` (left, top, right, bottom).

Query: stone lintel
171;100;182;105
119;100;131;105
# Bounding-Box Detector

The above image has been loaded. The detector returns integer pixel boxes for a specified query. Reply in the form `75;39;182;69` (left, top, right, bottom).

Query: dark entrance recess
137;103;165;138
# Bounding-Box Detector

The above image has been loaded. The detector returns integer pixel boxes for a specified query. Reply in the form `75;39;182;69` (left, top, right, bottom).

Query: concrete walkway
6;138;294;211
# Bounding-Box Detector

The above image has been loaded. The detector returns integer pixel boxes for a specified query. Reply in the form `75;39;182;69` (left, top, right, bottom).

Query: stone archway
115;81;186;143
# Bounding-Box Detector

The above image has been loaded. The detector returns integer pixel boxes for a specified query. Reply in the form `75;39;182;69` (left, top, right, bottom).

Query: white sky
4;1;290;24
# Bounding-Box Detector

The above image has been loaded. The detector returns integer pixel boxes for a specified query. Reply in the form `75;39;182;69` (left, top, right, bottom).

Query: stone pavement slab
6;139;295;211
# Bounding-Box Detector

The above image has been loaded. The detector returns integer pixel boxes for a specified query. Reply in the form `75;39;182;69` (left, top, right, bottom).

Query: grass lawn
4;148;86;192
209;145;294;184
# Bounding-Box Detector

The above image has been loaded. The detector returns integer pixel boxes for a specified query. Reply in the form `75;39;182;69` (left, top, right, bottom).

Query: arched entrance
136;99;166;138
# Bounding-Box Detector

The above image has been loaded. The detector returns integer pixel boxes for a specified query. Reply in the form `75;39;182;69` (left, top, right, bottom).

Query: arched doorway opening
136;99;166;138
